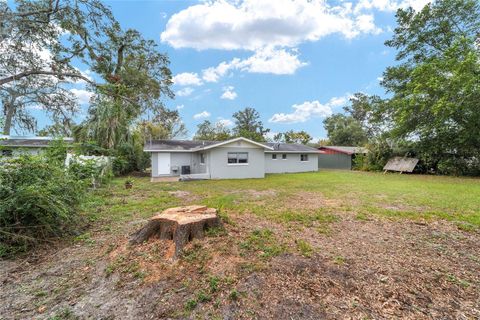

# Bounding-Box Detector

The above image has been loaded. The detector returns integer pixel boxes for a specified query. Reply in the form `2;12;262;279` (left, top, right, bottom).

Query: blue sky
32;0;430;140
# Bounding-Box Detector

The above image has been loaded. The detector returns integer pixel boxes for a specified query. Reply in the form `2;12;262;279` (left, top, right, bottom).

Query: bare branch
0;70;92;86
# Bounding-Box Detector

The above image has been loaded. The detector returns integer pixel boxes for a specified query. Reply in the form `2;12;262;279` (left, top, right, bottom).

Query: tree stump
130;205;221;257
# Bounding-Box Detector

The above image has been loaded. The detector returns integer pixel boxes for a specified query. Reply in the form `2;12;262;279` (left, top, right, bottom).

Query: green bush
0;155;87;256
67;156;112;187
112;141;150;176
437;157;480;176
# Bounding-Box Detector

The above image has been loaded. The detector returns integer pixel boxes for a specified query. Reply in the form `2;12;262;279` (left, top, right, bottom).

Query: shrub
44;138;69;165
67;155;112;187
113;141;150;176
0;155;87;256
437;156;480;176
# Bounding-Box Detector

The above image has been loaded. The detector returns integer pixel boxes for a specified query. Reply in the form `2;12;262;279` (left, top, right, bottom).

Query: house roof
144;137;318;153
319;146;368;155
0;136;74;148
202;137;274;151
144;139;218;152
265;142;319;153
144;137;273;152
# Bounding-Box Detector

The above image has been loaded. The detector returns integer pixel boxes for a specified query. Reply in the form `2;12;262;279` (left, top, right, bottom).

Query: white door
157;153;171;175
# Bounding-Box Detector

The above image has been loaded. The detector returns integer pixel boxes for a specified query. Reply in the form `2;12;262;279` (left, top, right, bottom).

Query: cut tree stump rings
129;205;221;257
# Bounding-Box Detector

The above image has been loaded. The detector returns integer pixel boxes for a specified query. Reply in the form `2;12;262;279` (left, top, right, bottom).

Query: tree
0;0;114;86
1;76;77;134
140;107;187;141
274;130;312;144
193;120;231;141
232;107;269;142
1;1;173;136
378;0;480;174
323;114;368;146
0;0;112;134
343;93;384;139
74;27;174;149
38;122;73;137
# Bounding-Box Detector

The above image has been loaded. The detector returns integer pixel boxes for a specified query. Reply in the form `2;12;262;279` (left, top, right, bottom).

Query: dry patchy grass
1;171;479;319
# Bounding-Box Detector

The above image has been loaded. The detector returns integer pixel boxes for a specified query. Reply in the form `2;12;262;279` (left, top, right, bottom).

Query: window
1;149;13;157
282;154;287;160
200;153;205;165
300;154;309;162
272;154;277;160
228;152;248;164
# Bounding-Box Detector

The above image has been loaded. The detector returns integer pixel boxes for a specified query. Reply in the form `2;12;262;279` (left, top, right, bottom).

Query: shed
318;146;368;170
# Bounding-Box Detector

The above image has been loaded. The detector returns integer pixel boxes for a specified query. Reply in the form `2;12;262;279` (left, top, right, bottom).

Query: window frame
300;154;309;162
282;154;287;160
272;154;277;160
200;153;205;165
227;152;249;165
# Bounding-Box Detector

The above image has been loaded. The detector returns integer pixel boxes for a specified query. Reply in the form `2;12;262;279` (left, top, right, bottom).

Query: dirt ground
1;191;479;319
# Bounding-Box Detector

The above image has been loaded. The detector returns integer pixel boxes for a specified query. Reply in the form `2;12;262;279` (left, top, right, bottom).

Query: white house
144;137;319;180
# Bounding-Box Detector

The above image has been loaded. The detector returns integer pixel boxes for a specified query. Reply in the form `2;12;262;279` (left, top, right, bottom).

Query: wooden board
383;157;419;173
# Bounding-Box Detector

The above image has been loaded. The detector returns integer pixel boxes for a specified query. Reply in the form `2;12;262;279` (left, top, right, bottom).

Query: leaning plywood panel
383;157;419;173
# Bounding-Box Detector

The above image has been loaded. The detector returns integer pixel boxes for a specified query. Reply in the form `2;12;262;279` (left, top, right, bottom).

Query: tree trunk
130;205;221;257
2;99;15;135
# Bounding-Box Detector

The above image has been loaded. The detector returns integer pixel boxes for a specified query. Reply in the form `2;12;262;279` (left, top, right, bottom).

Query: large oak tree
379;0;480;173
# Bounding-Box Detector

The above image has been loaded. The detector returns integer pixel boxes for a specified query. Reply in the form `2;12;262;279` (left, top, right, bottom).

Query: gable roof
144;139;217;152
144;137;274;152
265;142;319;153
202;137;274;151
319;146;368;155
0;136;74;148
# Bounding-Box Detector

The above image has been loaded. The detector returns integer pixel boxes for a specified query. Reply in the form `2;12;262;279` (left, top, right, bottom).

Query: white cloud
220;86;237;100
236;47;307;75
202;60;238;83
216;118;234;127
328;96;348;107
269;96;350;124
354;0;431;14
201;47;306;83
176;104;185;110
161;0;385;51
354;14;382;35
172;72;203;86
399;0;431;12
176;87;194;97
193;111;211;119
70;88;93;105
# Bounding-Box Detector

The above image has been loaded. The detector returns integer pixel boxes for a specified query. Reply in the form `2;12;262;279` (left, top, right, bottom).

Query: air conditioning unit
171;165;179;173
181;165;191;175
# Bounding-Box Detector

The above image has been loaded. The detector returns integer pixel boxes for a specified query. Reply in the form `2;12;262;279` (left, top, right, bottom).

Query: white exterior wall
265;153;318;174
149;140;318;179
208;140;265;179
151;151;211;177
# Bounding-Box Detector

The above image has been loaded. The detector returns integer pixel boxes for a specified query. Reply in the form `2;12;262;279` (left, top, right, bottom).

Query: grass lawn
97;170;480;230
1;170;479;319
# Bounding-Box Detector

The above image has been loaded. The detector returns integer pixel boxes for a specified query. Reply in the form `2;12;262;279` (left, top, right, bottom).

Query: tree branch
1;70;140;108
13;0;61;18
0;70;92;86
